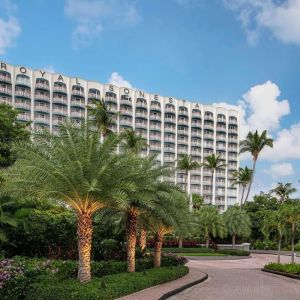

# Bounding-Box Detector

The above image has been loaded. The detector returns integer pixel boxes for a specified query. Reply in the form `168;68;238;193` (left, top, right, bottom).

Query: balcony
164;147;175;153
53;97;68;105
53;86;67;94
228;146;238;152
204;124;214;130
203;143;213;148
165;137;175;143
178;109;188;116
71;99;85;108
191;179;200;184
135;122;148;129
204;115;214;121
191;141;201;147
164;116;176;123
229;118;238;125
191;150;201;156
150;114;161;121
164;126;175;133
120;98;132;106
165;107;175;114
177;128;188;135
0;97;12;104
228;137;238;143
135;112;147;118
136;101;147;109
35;82;49;90
191;131;201;138
203;133;214;139
15;102;31;110
164;156;175;163
72;90;84;97
35;105;50;113
34;94;50;102
191;187;201;194
15;79;30;87
150;124;161;131
216;172;226;177
217;117;226;123
217;135;226;142
71;111;85;118
35;116;50;124
52;118;65;126
15;90;31;98
177;139;188;145
178;119;189;126
150;103;161;111
88;93;100;100
150;144;161;151
0;74;11;84
191;121;201;128
192;111;201;119
120;119;132;127
120;109;132;116
217;143;226;150
228;154;237;161
217;126;226;132
53;108;68;115
177;148;187;155
0;87;12;95
228;128;238;134
105;96;117;103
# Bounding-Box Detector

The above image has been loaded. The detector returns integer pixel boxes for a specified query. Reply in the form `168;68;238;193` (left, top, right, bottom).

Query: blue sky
1;0;300;199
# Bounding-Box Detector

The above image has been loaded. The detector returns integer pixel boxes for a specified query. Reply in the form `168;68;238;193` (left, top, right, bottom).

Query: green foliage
270;183;297;203
252;240;277;250
217;249;250;256
0;104;30;168
223;206;251;241
264;263;300;274
24;266;188;300
120;128;147;154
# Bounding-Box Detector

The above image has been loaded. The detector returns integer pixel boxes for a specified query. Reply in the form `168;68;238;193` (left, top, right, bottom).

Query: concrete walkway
169;254;300;300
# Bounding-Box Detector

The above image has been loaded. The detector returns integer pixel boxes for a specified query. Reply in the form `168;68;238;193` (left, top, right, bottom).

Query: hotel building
0;61;239;211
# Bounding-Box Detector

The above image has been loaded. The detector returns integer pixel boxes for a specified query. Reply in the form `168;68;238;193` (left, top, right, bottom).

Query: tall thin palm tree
231;167;252;207
240;130;273;204
1;122;137;283
201;154;227;205
87;99;117;141
177;154;199;210
270;183;297;203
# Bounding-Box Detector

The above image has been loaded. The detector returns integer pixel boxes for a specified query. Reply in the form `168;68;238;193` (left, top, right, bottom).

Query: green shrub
217;249;250;256
25;266;189;300
252;240;277;250
161;247;213;254
264;263;300;274
294;242;300;251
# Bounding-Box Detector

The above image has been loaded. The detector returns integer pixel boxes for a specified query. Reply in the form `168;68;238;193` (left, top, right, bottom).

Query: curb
158;272;208;300
261;268;300;280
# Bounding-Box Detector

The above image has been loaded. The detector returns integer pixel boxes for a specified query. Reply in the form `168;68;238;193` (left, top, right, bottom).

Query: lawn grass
176;252;226;256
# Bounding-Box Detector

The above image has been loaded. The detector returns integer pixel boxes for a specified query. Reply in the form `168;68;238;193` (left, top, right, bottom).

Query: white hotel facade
0;61;239;211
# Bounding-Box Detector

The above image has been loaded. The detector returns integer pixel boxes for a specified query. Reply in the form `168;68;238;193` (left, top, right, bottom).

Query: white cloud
108;72;133;88
261;122;300;161
43;65;55;73
0;17;20;54
64;0;140;48
267;162;295;178
223;0;300;46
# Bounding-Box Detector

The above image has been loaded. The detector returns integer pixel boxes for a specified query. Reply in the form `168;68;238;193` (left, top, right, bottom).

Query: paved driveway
169;254;300;300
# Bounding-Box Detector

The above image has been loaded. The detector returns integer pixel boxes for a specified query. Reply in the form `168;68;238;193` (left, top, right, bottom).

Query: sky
1;0;300;199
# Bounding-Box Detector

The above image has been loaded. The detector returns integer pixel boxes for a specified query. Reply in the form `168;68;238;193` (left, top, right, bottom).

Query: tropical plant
0;196;18;242
0;103;30;168
195;205;226;248
280;203;300;263
1;122;139;283
201;154;227;205
87;99;117;141
240;130;273;204
222;206;251;245
231;167;252;207
270;183;297;203
262;210;287;263
192;193;204;211
120;128;148;154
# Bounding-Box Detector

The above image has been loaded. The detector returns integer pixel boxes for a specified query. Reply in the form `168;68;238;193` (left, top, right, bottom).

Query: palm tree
177;154;200;210
240;130;273;204
281;203;300;263
87;99;117;141
192;193;204;211
120;128;148;154
0;196;18;242
223;206;251;245
201;154;227;205
262;210;287;263
270;183;297;203
195;205;226;248
1;122;137;283
231;167;252;207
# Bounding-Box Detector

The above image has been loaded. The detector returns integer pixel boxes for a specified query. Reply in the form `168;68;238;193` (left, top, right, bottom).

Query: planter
261;268;300;280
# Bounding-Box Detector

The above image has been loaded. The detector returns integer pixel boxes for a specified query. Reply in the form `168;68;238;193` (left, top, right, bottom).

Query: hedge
264;263;300;275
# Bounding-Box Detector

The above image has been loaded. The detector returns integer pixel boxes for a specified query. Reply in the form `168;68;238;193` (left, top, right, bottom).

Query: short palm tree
240;130;273;204
231;167;252;207
177;154;199;210
195;205;226;248
120;128;148;154
201;154;227;205
87;99;117;141
262;210;287;263
281;203;300;263
270;183;297;203
222;206;251;245
1;122;137;283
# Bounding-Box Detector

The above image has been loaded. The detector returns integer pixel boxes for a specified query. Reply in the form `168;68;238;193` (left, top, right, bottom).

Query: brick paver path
169;254;300;300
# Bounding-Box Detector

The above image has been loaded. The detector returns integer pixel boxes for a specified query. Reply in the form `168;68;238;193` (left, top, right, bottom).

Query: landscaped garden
0;102;300;299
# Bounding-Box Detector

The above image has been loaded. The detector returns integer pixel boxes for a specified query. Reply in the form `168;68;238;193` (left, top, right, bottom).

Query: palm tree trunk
291;223;295;264
77;212;93;283
240;186;246;209
232;234;236;246
277;236;282;264
126;209;138;273
210;170;214;205
244;159;257;204
206;235;210;248
154;232;163;267
178;237;183;248
139;229;147;252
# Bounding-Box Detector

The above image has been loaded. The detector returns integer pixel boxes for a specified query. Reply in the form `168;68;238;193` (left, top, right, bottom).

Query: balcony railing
72;90;84;97
178;119;189;126
35;105;50;113
177;129;188;135
16;79;30;87
121;109;132;116
204;124;214;130
150;115;161;121
164;117;176;123
135;112;147;118
120;119;132;126
53;86;67;93
105;97;117;103
0;87;12;95
71;111;85;118
15;90;31;98
136;101;147;109
164;127;175;133
53;108;68;115
0;75;11;83
191;131;201;137
150;104;161;110
52;118;65;126
34;94;50;101
150;124;161;130
88;93;100;99
192;112;201;118
15;102;31;110
35;82;49;90
177;148;187;155
71;100;85;108
35;117;50;124
120;98;132;105
204;115;214;121
165;107;175;114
